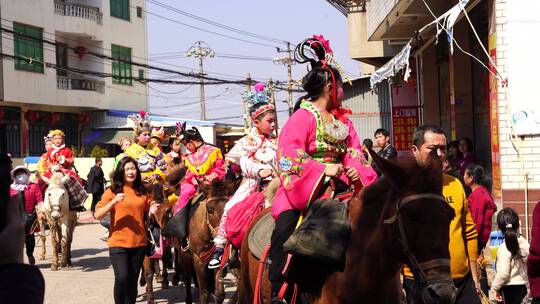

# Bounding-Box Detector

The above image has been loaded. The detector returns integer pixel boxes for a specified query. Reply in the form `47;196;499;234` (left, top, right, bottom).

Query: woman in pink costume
267;35;377;302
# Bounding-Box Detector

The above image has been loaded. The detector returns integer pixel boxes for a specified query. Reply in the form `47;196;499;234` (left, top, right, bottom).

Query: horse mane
47;173;65;188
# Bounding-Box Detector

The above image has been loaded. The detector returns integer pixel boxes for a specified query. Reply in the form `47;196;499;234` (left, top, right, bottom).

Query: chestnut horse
240;151;457;304
140;164;187;304
182;179;237;304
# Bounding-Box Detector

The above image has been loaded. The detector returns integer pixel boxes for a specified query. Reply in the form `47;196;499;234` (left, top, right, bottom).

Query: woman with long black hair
464;163;497;251
267;35;377;302
489;208;530;304
95;157;158;304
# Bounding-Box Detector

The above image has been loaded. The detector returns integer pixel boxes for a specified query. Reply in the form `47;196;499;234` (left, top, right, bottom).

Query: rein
384;193;450;288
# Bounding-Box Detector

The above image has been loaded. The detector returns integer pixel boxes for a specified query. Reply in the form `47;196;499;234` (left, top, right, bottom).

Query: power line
147;0;289;45
139;5;279;49
0;26;258;84
207;109;289;121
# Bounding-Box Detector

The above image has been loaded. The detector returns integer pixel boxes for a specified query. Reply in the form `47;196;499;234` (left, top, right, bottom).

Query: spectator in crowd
374;128;397;160
86;157;105;219
464;163;497;252
404;124;480;304
490;208;529;304
447;140;463;168
456;137;477;176
362;138;374;166
9;166;44;265
528;201;540;304
95;157;159;304
0;153;45;304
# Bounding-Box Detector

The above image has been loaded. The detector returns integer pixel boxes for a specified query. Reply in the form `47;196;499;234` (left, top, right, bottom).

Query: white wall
0;0;148;111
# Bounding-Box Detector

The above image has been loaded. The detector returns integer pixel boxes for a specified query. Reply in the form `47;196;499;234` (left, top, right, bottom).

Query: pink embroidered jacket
271;100;377;219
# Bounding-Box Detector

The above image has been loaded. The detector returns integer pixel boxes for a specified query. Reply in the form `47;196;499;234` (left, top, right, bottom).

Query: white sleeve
490;244;513;293
225;138;246;164
240;155;268;178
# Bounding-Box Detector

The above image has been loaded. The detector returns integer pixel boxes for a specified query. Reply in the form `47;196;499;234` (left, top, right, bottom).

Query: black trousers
109;247;146;304
25;234;35;256
91;191;104;212
403;272;480;304
501;285;527;304
268;210;300;295
532;297;540;304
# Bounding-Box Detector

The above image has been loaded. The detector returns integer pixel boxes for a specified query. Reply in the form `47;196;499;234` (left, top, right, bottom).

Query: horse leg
161;253;170;289
152;259;163;283
60;221;69;268
179;250;193;304
172;247;181;286
215;267;226;304
194;257;209;304
50;223;59;271
65;213;76;267
143;257;155;304
39;219;46;260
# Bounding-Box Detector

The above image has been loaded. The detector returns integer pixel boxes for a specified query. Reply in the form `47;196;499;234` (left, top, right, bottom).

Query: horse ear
61;174;70;184
368;148;405;184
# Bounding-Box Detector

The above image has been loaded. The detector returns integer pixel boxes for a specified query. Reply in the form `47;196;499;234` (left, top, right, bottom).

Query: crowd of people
2;34;540;304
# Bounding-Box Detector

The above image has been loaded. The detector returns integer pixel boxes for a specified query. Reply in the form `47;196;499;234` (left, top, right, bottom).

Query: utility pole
243;73;252;132
186;41;214;121
268;78;279;136
274;42;295;116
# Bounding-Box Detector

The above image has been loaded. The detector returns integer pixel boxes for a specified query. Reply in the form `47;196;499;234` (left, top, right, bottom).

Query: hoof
161;281;169;289
171;275;179;286
39;256;46;261
156;276;163;284
51;264;58;271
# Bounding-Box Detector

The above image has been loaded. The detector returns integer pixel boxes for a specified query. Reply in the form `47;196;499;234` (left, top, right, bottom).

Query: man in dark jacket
86;157;105;218
374;128;397;160
373;128;397;176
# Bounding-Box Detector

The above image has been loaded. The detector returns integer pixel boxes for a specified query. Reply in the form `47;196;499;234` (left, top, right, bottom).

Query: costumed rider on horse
43;129;87;211
267;35;377;303
208;83;278;269
124;111;168;185
172;122;226;243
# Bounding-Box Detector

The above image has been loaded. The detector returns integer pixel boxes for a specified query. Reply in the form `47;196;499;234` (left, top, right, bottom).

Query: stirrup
270;298;287;304
181;239;190;252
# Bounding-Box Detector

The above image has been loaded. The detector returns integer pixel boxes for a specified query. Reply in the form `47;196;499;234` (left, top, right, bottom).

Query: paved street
32;212;236;304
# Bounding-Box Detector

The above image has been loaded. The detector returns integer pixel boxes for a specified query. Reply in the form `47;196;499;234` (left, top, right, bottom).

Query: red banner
489;33;501;200
392;106;419;152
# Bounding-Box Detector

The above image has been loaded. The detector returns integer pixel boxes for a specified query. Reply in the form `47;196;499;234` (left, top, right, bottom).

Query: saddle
162;193;206;239
248;211;274;260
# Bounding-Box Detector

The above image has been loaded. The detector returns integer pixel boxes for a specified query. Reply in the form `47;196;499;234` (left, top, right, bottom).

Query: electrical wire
146;0;290;45
139;5;279;49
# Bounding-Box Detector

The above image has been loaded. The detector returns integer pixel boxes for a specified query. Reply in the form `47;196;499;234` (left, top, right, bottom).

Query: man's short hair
95;157;102;164
374;128;390;137
412;125;446;147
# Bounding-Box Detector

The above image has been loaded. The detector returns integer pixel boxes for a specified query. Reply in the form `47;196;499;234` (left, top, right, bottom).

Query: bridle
204;195;229;237
383;193;453;290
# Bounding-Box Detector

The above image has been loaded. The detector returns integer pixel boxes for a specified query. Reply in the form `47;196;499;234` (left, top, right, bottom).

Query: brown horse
183;179;237;304
240;151;457;304
140;164;186;304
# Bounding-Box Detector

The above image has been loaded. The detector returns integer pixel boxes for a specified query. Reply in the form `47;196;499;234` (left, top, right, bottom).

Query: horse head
199;179;235;229
43;173;70;220
148;183;173;229
365;149;456;304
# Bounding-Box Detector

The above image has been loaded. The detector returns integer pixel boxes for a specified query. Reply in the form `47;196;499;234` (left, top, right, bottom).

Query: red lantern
0;109;4;123
73;45;87;60
24;110;39;123
48;112;59;125
79;113;90;125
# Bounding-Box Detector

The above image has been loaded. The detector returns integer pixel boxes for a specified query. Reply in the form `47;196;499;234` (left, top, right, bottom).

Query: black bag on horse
162;193;205;239
283;198;350;266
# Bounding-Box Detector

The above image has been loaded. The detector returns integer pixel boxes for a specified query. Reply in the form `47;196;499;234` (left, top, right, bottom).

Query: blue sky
146;0;359;125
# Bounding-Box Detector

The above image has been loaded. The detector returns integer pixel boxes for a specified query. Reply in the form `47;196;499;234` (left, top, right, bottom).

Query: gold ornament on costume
128;110;152;136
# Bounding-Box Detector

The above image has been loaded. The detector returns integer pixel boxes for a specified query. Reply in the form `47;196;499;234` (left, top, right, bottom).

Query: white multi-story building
0;0;148;158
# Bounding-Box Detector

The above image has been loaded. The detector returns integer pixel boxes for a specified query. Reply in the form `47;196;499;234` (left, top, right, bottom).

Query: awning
370;0;470;88
83;130;133;145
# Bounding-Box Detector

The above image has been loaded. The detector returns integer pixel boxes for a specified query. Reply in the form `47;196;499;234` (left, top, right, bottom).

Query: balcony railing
57;76;105;94
54;1;103;25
